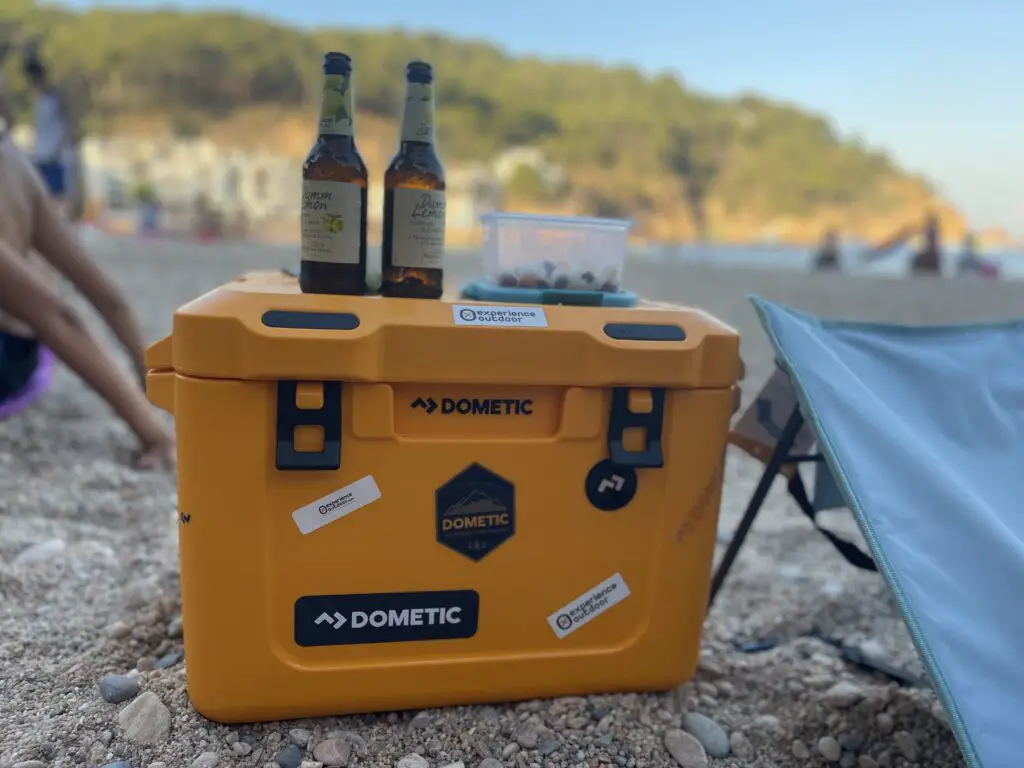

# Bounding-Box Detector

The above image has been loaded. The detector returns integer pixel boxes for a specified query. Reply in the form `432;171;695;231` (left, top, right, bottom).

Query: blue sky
63;0;1022;235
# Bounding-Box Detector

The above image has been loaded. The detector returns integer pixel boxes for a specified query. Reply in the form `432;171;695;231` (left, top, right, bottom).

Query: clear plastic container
480;212;632;293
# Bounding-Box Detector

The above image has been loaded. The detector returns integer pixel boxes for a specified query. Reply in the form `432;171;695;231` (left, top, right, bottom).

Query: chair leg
707;406;805;612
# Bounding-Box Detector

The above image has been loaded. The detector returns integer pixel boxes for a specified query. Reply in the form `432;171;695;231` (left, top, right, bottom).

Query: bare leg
30;189;150;384
0;237;174;469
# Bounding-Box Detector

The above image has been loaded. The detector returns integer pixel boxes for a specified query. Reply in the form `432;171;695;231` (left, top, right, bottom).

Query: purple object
0;344;55;420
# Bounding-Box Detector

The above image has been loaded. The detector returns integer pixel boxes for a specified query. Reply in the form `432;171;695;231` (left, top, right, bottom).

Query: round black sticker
585;459;638;512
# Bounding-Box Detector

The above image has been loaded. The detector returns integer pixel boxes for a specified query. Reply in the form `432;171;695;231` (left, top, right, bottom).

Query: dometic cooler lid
145;270;740;389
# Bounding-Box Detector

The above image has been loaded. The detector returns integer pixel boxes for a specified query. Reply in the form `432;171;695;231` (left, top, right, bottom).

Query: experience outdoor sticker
291;475;381;535
547;573;631;639
452;304;548;328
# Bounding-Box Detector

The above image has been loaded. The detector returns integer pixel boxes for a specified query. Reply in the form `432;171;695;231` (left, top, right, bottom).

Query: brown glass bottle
299;52;369;295
380;61;446;299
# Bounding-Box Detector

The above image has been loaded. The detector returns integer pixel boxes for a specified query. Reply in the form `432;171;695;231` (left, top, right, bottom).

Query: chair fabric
751;295;1024;768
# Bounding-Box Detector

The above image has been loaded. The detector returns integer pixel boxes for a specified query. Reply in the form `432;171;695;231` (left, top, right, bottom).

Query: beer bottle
380;61;446;299
299;52;369;295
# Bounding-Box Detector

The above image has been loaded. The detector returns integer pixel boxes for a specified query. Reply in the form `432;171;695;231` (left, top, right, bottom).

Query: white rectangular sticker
292;476;381;535
548;573;631;639
452;304;548;328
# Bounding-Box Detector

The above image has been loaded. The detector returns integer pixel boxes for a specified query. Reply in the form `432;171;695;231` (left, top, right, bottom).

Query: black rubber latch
607;387;665;468
603;322;686;342
275;380;342;471
262;310;360;331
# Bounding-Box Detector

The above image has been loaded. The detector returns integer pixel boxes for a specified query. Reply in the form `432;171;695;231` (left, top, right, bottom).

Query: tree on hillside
661;118;734;241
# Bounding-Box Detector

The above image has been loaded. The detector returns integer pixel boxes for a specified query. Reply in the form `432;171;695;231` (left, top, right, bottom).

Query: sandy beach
4;236;1020;768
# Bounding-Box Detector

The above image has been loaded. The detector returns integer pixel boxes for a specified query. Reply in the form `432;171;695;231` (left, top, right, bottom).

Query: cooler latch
275;380;342;471
607;387;666;468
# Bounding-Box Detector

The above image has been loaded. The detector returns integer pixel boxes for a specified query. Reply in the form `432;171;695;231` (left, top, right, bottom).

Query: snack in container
480;212;632;293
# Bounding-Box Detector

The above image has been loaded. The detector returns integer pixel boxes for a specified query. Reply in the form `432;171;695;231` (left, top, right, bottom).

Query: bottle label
400;83;435;144
318;72;354;136
301;180;363;264
390;188;446;269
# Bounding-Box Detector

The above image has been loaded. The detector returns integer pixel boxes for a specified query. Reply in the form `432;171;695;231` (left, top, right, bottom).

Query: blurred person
813;226;841;271
22;48;82;216
910;212;942;275
0;129;175;469
956;231;1001;279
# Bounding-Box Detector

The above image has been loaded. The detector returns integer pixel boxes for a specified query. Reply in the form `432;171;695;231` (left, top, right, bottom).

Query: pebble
818;736;842;762
893;730;919;761
12;537;66;566
824;681;865;708
502;743;520;759
858;757;879;768
300;762;323;768
729;731;754;760
100;764;132;768
149;763;168;768
328;731;366;748
153;651;184;669
681;712;730;758
840;753;857;768
277;744;303;768
515;720;541;749
663;729;708;768
396;755;428;768
107;620;132;639
117;690;171;745
290;729;311;748
190;752;219;768
753;714;782;733
408;712;433;729
167;614;183;637
13;762;47;768
792;740;811;759
441;763;467;768
98;673;141;704
312;738;351;767
536;730;562;756
875;713;894;734
232;742;252;756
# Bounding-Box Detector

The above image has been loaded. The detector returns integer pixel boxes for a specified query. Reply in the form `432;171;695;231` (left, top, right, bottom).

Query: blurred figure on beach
21;40;84;220
956;231;1001;279
0;67;174;468
910;212;942;275
813;227;841;271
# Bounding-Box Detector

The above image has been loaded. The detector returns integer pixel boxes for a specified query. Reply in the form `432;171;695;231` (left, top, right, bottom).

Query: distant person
22;48;80;214
813;227;842;271
0;129;175;469
910;212;942;275
956;232;1001;279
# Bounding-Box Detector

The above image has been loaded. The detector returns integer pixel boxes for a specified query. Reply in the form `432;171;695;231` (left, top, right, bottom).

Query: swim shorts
0;331;40;405
35;161;66;196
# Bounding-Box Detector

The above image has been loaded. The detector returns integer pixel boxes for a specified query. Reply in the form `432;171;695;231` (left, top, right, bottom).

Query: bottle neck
318;71;355;140
399;81;436;146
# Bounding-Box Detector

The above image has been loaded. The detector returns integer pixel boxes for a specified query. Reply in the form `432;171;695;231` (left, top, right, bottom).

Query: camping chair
707;296;1024;768
708;366;877;608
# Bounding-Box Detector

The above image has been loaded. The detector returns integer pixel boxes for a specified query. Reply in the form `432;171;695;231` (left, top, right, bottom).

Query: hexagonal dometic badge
435;463;515;561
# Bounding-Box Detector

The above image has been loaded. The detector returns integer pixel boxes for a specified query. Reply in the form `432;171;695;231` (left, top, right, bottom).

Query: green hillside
0;0;958;240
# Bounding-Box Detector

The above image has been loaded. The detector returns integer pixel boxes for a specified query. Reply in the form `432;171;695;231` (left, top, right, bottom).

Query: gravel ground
4;235;1023;768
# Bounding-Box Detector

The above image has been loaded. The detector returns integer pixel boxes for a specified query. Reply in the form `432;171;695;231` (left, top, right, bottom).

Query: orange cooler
144;270;741;724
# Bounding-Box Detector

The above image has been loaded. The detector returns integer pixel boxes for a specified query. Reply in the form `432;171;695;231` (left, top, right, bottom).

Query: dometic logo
411;397;533;416
436;463;516;561
315;606;462;629
296;589;479;647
